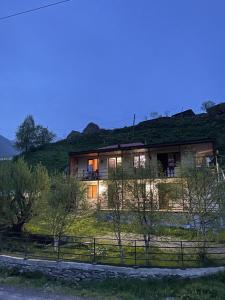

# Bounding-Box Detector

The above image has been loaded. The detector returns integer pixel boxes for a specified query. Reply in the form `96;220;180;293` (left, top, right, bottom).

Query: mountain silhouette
0;134;18;159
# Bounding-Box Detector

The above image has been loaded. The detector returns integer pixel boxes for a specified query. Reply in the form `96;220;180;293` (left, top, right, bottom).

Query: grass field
1;267;225;299
26;213;197;240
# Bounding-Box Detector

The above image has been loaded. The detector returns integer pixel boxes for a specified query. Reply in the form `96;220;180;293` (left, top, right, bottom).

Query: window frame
108;156;122;169
133;154;146;168
87;185;98;199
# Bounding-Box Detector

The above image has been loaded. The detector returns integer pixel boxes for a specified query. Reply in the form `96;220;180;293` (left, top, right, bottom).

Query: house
69;139;215;211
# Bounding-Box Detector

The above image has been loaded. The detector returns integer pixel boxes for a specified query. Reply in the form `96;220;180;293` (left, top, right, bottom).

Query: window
87;185;98;199
87;159;98;172
134;154;146;168
108;157;122;169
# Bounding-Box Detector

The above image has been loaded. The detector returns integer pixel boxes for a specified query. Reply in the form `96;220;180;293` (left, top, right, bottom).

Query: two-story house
69;139;215;211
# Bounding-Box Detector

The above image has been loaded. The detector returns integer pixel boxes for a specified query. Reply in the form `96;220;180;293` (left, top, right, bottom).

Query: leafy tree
0;158;50;232
34;125;55;148
16;115;36;152
149;112;159;119
201;100;216;112
0;162;13;230
16;115;55;152
42;174;86;243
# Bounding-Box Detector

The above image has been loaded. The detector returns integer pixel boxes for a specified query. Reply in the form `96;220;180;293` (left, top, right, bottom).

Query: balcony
75;168;176;181
76;170;106;181
75;169;128;181
72;155;215;181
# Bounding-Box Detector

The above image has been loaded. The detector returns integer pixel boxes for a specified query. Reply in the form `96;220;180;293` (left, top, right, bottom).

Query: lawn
26;213;197;240
26;213;114;236
1;267;225;299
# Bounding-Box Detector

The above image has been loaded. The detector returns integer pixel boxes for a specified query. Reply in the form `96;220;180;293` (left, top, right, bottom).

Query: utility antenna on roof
132;113;136;139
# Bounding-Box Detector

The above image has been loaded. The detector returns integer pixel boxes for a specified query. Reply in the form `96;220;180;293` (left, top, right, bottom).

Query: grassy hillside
22;112;225;172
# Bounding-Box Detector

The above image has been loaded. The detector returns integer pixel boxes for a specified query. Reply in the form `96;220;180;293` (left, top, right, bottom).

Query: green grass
1;267;225;299
26;214;114;237
213;229;225;243
155;226;197;240
26;213;197;240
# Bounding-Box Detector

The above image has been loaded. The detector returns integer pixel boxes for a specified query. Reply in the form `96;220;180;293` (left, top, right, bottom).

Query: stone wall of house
0;255;224;282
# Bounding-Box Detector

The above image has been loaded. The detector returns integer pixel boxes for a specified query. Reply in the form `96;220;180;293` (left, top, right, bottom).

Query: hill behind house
22;103;225;172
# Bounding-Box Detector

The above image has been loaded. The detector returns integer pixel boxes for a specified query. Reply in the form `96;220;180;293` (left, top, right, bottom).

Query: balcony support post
97;153;100;208
121;149;124;209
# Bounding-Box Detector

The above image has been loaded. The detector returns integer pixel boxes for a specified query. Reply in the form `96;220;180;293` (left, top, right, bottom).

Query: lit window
87;159;98;172
134;154;146;168
140;155;146;168
108;157;116;169
134;156;139;168
108;157;122;169
87;185;98;199
117;157;122;166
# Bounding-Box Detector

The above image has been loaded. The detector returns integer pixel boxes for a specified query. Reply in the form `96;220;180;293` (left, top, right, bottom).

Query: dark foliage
22;111;225;172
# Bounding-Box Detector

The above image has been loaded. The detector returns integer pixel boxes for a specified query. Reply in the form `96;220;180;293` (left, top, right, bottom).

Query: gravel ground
0;285;98;300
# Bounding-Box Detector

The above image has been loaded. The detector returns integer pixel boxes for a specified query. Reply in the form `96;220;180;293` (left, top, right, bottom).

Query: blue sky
1;0;225;139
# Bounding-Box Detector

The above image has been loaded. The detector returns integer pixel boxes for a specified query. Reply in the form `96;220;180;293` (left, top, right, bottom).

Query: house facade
69;139;215;211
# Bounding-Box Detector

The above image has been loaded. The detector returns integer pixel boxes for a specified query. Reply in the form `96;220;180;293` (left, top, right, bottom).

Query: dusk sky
1;0;225;140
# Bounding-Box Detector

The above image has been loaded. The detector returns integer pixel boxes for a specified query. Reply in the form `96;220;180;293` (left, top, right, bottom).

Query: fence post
180;241;184;269
93;237;96;263
0;233;2;254
57;235;60;261
24;234;28;260
134;240;137;266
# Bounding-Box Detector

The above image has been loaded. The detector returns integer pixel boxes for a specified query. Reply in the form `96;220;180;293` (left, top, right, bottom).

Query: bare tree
164;110;170;117
182;166;222;261
201;100;216;112
107;167;125;263
125;165;159;264
149;112;160;119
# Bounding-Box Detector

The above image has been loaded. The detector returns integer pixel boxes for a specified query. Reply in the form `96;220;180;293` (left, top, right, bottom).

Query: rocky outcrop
83;123;100;135
172;109;195;118
66;131;82;142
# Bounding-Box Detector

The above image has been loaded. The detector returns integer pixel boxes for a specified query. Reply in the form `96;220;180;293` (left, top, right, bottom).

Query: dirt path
0;285;99;300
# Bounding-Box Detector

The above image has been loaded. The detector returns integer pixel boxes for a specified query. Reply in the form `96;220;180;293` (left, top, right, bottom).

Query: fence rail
1;232;225;268
75;169;179;181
